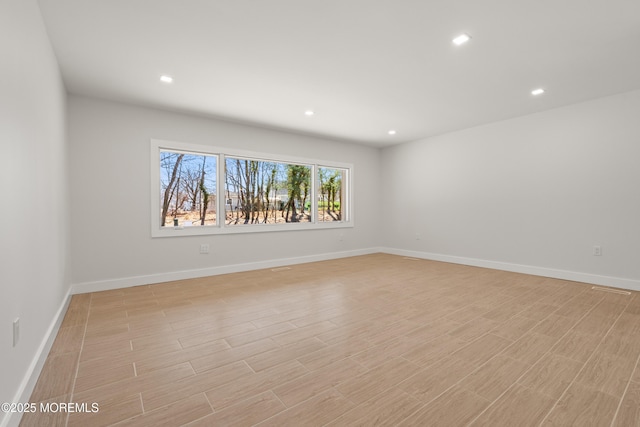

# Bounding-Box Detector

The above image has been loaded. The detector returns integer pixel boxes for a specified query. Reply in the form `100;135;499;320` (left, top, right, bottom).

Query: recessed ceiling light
304;110;314;116
452;34;471;46
160;75;173;83
388;130;397;135
531;88;545;96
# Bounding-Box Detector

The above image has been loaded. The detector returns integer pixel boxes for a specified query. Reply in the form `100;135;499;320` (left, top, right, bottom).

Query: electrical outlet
13;318;20;347
200;244;210;254
593;245;602;256
416;233;421;240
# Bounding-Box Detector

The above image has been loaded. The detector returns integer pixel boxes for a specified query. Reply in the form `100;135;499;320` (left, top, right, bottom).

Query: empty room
2;0;640;426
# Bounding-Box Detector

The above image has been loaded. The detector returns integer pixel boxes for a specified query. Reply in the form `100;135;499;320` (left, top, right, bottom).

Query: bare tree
172;159;184;218
329;171;342;220
263;163;277;223
183;167;201;212
161;153;184;226
199;156;209;225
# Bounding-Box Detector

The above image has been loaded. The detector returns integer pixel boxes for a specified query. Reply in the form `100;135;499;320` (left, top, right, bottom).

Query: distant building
224;190;289;211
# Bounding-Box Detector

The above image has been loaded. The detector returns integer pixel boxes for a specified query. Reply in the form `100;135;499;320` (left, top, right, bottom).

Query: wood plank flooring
19;254;640;426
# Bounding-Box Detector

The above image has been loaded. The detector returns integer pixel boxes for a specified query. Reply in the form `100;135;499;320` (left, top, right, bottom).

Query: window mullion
311;165;318;224
218;153;225;228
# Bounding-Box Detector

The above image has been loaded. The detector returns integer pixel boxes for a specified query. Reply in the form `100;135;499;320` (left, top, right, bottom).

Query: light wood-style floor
20;254;640;426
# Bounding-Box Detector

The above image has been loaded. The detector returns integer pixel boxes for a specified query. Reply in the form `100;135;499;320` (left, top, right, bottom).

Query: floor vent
271;267;292;272
403;257;421;261
591;286;631;296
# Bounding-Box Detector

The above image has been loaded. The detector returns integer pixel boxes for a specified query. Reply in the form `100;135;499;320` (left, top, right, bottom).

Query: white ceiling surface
38;0;640;147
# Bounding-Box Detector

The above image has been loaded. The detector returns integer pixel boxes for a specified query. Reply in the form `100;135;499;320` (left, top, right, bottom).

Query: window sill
151;221;354;238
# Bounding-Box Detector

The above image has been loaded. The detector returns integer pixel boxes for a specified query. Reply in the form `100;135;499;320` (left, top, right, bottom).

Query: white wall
381;90;640;289
68;96;381;290
0;0;70;424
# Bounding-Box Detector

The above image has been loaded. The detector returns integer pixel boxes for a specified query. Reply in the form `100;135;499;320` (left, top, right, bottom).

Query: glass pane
160;150;217;227
224;157;311;225
317;167;345;222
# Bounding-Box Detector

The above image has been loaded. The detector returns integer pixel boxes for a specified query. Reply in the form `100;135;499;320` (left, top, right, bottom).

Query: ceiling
38;0;640;147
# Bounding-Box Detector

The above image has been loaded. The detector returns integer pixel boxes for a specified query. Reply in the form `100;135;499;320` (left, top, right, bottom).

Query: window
224;157;312;225
159;150;217;228
151;139;352;237
317;166;346;222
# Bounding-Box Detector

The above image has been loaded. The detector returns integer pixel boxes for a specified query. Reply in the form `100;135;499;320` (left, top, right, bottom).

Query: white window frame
151;139;353;237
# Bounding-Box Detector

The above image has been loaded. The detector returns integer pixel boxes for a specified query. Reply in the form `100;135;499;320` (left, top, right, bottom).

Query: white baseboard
71;247;382;294
72;246;640;294
1;289;72;427
380;247;640;292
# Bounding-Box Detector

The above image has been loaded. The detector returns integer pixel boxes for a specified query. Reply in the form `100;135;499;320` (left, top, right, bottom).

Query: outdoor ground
166;209;340;227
